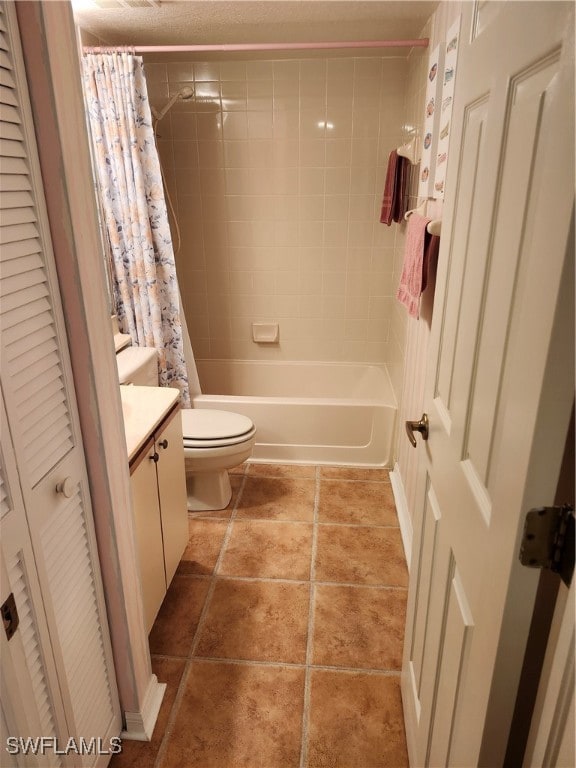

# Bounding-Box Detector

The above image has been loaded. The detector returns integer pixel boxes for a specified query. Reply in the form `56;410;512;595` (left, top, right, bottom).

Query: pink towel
396;213;431;318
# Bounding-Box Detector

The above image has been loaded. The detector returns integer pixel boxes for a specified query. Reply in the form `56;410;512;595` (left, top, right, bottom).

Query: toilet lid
181;409;254;441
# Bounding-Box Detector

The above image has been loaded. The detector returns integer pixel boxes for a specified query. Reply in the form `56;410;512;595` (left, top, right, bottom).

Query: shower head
152;86;194;121
179;86;194;100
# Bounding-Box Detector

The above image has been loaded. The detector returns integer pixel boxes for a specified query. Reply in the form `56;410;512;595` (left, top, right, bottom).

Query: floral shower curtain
82;52;191;407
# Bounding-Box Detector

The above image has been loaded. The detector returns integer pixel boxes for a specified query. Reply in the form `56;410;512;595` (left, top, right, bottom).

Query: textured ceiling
73;1;438;51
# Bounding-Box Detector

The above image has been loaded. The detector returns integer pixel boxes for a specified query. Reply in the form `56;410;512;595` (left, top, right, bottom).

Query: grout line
196;574;313;585
175;573;408;591
317;477;392;484
188;655;403;677
152;657;194;768
309;465;320;589
211;473;246;577
189;472;247;654
309;664;401;677
152;473;248;768
188;515;401;530
313;580;407;591
246;473;392;485
299;466;321;768
204;518;315;528
150;652;403;677
316;520;400;529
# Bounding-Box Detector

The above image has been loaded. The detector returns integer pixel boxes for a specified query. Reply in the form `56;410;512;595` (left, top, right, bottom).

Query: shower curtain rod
83;39;429;54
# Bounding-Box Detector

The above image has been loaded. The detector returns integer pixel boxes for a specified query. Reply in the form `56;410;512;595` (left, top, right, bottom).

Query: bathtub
192;360;397;467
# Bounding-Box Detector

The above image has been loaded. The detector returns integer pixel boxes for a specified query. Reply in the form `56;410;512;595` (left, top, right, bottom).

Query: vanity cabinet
129;405;188;633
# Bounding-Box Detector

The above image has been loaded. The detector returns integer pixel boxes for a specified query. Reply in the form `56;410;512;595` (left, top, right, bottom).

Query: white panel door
401;2;574;765
523;576;575;768
0;2;121;763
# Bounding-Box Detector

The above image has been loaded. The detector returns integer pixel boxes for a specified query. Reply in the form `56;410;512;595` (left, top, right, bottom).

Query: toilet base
186;470;232;511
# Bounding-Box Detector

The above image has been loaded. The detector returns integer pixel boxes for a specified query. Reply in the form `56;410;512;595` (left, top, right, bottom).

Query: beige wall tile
148;54;412;364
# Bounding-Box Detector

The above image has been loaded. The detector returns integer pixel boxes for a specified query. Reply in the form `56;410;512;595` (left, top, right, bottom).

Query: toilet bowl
181;409;256;511
115;345;255;511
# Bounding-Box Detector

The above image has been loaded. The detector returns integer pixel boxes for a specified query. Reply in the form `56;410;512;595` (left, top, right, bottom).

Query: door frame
13;0;165;739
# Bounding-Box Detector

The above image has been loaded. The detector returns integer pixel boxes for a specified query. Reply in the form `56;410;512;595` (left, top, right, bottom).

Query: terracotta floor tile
320;466;390;482
219;521;313;580
149;576;211;657
315;525;408;586
247;463;316;478
191;475;243;520
313;584;406;670
318;479;398;525
140;462;411;764
235;476;315;521
110;656;186;768
195;579;310;663
159;660;305;768
306;669;408;767
177;520;229;576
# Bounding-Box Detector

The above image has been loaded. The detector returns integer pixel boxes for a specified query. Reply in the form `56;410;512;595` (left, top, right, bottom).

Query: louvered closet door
0;2;121;762
0;406;69;768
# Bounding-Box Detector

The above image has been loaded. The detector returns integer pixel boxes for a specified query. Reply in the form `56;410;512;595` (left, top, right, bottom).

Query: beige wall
388;37;430;402
390;1;463;418
144;55;409;364
393;1;463;483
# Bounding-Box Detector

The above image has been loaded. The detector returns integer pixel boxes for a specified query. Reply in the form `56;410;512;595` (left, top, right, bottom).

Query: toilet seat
181;409;255;449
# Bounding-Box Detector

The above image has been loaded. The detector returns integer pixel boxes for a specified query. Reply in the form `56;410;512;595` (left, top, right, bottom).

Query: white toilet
181;409;256;511
116;345;256;511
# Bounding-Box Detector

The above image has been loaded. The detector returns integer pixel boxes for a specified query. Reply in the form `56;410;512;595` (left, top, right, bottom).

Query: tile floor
111;463;409;768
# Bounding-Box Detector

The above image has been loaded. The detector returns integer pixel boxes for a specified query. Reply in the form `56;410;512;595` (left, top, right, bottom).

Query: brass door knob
405;413;429;447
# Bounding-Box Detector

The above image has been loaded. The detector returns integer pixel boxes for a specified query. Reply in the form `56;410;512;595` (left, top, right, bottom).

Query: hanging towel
380;150;409;225
396;213;432;318
421;233;440;293
395;155;409;222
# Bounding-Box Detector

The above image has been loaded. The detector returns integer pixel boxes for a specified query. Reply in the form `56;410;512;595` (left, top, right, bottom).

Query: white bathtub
192;360;397;467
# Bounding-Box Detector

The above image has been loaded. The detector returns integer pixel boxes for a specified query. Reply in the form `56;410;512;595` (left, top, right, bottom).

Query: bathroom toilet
181;409;256;511
116;345;256;511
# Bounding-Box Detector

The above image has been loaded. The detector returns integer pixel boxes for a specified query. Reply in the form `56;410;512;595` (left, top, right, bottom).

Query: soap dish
252;322;279;344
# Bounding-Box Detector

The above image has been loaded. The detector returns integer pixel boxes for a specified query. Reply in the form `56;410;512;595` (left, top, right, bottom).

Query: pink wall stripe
84;39;429;54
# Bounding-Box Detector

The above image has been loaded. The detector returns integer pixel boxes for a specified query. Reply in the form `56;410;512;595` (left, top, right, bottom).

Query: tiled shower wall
388;41;430;399
144;56;408;365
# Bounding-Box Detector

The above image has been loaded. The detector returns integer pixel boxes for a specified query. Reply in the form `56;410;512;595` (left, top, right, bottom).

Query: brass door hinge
519;504;574;586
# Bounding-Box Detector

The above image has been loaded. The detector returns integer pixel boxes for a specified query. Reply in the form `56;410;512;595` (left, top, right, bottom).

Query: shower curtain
82;52;192;407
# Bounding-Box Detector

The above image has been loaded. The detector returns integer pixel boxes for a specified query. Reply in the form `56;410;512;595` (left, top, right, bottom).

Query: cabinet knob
150;452;159;463
55;477;75;498
158;439;168;450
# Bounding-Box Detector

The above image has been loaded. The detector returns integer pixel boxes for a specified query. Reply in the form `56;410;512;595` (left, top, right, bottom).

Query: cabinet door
155;414;188;587
130;444;166;634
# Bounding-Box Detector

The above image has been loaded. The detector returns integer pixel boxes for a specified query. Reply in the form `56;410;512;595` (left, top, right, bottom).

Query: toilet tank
116;346;159;386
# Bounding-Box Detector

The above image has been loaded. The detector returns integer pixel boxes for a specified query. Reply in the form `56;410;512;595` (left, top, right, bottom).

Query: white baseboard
121;674;166;741
390;463;412;572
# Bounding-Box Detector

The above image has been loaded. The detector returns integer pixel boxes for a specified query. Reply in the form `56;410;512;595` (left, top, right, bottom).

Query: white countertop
120;385;180;463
